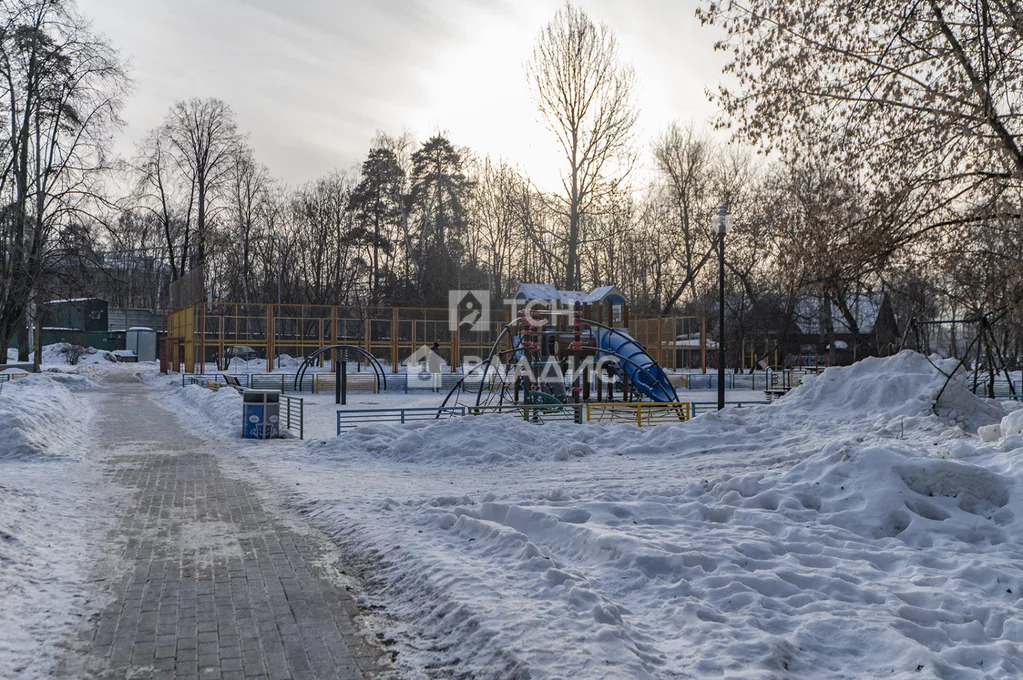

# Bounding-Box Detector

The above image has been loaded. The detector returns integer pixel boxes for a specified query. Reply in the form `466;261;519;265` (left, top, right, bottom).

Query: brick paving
59;383;384;680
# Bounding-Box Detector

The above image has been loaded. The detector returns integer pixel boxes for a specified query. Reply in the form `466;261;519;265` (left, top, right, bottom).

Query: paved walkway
59;380;383;680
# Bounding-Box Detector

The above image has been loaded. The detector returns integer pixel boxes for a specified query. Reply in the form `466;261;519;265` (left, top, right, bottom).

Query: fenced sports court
166;300;706;376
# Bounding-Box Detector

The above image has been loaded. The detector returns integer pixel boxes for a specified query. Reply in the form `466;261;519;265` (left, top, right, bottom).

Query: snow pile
176;384;242;434
333;417;607;464
275;353;300;369
222;354;302;372
980;407;1023;443
32;343;117;366
39;370;101;390
0;375;91;459
211;352;1023;678
780;350;1003;431
224;357;264;372
0;373;97;678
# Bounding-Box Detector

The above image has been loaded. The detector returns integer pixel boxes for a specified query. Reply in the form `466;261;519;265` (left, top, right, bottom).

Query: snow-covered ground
0;374;103;678
8;348;1023;678
0;347;162;677
166;379;772;441
167;351;1023;678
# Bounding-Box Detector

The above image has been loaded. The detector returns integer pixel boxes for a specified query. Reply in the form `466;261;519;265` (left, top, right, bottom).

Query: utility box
125;327;158;362
242;389;280;439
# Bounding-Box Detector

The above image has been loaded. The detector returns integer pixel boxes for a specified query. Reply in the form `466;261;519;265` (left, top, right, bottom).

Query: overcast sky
78;0;728;190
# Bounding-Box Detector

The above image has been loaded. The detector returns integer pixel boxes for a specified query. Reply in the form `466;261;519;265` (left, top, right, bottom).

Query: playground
170;284;788;437
164;285;708;376
169;284;797;437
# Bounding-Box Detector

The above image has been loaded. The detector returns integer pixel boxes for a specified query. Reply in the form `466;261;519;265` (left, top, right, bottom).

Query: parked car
223;345;261;361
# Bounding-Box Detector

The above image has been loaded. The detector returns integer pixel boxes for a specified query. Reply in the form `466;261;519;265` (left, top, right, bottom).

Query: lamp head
714;203;732;236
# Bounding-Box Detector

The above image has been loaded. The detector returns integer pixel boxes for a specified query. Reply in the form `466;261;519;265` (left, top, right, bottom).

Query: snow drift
175;384;242;435
0;372;99;679
212;352;1023;678
0;375;91;460
779;351;1004;431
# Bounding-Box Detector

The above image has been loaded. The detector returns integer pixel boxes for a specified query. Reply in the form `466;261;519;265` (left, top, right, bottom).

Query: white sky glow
79;0;728;190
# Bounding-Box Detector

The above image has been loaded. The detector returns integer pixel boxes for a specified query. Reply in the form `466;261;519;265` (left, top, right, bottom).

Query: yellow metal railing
585;401;691;426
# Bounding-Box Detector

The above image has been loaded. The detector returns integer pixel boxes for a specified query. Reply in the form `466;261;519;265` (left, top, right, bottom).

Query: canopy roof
513;284;628;306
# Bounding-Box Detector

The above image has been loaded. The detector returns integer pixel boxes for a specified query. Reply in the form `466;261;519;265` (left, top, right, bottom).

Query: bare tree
652;123;716;310
133;128;190;281
230;148;271;303
162;98;240;268
699;0;1023;230
0;0;126;365
527;2;637;289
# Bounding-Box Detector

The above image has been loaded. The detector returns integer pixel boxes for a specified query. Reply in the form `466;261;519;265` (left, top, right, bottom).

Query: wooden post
218;316;225;372
701;315;707;374
364;318;371;369
266;305;275;373
199;303;207;375
451;325;459;373
331;305;338;351
656;315;664;366
317;318;324;366
392;307;399;373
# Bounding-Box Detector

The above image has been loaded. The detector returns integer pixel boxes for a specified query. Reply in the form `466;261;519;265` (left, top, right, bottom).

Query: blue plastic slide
595;329;678;402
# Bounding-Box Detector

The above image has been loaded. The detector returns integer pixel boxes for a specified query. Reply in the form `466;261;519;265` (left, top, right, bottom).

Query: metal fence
967;377;1021;398
331;396;778;434
281;395;304;439
181;368;822;398
0;371;29;394
690;400;771;415
182;373;317;393
337;406;465;433
467;403;583;423
585;402;691;426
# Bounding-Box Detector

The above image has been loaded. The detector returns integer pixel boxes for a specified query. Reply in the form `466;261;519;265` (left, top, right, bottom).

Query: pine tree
350;148;405;304
409;135;471;303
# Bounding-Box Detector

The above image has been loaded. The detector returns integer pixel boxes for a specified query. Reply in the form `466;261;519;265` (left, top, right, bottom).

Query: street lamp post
714;203;732;411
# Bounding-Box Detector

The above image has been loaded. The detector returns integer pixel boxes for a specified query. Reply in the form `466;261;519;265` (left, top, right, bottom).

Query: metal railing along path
281;395;304;439
337;406;465;434
689;400;771;415
467;403;583;424
181;373;317;393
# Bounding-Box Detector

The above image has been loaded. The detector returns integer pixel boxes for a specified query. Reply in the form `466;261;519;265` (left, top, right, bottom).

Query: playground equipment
294;345;387;404
439;296;680;418
901;314;1020;400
